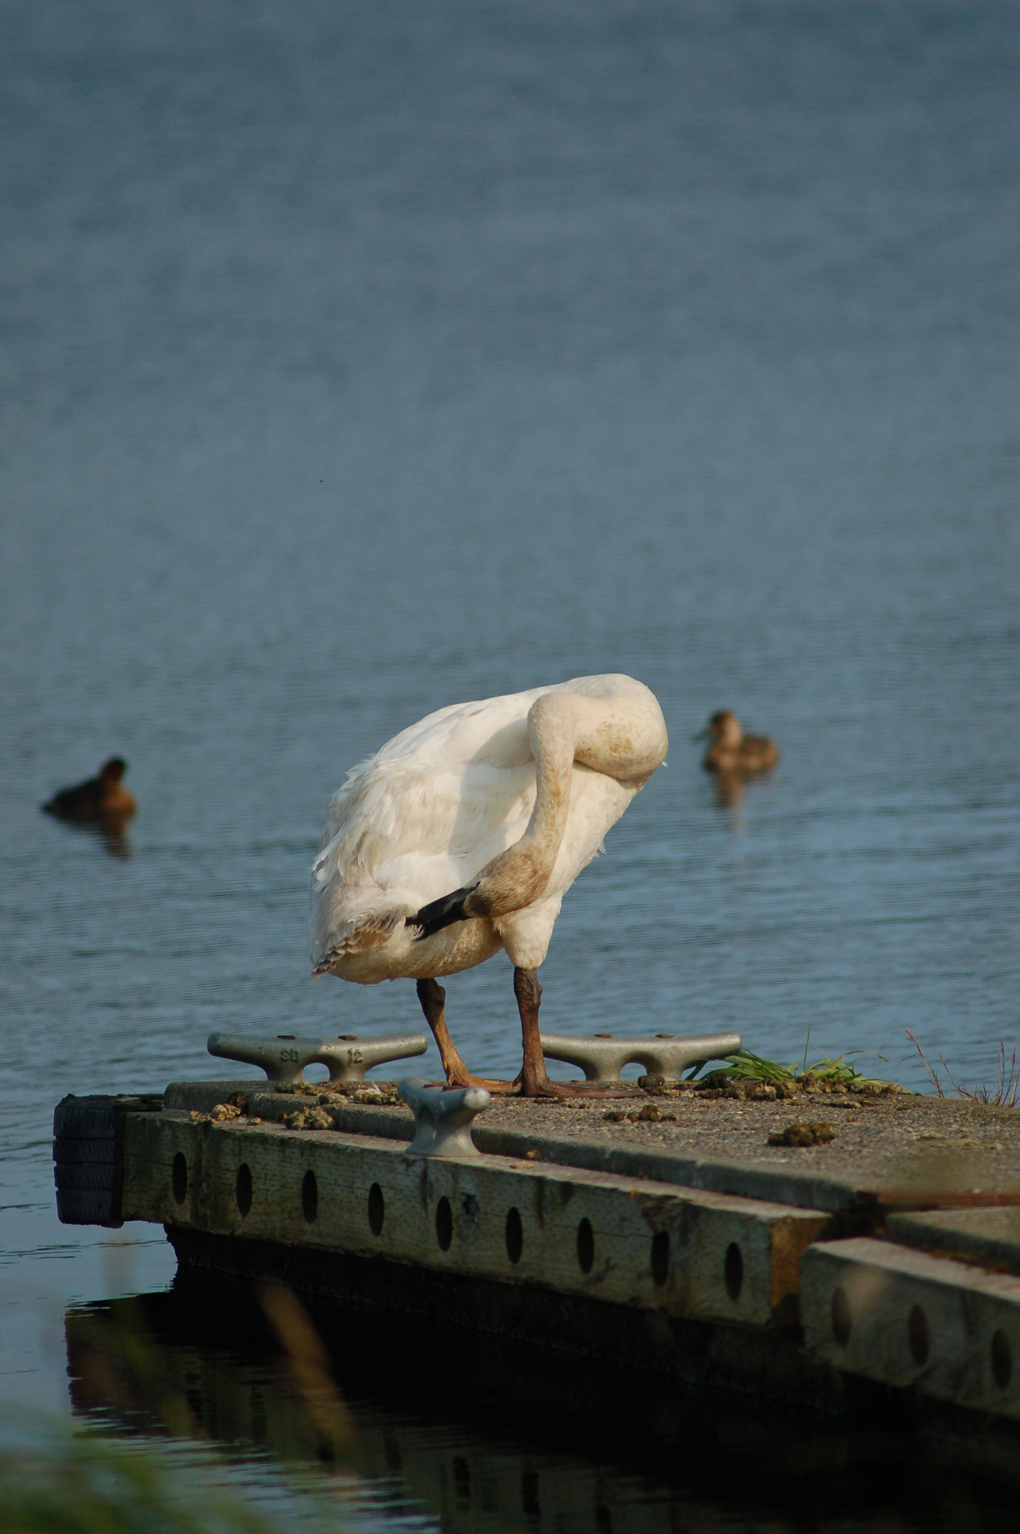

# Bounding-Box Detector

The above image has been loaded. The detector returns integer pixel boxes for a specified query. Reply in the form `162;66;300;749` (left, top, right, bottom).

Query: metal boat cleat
398;1076;491;1158
539;1030;742;1084
207;1030;428;1086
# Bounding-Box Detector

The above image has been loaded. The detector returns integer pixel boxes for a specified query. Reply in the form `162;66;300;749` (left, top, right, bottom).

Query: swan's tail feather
310;879;411;974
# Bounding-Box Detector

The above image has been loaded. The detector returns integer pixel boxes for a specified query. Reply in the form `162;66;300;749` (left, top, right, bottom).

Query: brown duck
696;711;779;775
42;757;137;823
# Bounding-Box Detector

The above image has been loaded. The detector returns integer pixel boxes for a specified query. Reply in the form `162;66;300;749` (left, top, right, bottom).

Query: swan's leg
415;979;515;1092
513;967;639;1099
513;967;556;1096
513;967;585;1097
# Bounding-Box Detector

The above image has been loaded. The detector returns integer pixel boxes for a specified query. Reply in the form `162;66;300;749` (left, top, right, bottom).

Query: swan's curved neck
466;685;667;921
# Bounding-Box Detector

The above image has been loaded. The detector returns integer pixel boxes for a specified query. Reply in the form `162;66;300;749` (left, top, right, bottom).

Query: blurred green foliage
0;1423;274;1534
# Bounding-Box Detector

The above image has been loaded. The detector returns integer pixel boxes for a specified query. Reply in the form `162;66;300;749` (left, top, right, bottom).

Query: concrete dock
54;1068;1020;1428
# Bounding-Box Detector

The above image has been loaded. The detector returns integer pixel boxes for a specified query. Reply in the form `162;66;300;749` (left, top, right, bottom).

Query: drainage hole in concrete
453;1455;471;1503
521;1469;540;1519
831;1286;852;1347
505;1206;523;1264
724;1242;743;1301
302;1169;318;1223
908;1303;929;1366
235;1162;252;1217
991;1329;1012;1389
651;1230;670;1287
436;1196;453;1251
577;1218;594;1275
368;1181;385;1236
172;1153;188;1205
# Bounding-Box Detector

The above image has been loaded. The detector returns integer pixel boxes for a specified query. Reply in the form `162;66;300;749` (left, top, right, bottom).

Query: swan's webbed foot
513;1072;641;1100
407;884;480;940
430;1070;517;1094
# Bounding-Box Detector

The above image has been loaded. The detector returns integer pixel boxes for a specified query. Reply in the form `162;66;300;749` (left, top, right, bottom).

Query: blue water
2;0;1019;1525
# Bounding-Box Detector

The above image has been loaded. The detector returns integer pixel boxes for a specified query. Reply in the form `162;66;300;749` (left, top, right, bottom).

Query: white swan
311;673;668;1097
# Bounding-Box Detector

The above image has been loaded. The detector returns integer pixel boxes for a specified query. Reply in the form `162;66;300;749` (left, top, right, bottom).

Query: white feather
311;675;666;984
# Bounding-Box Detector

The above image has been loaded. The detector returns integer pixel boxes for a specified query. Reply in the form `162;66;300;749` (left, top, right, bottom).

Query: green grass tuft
690;1047;896;1089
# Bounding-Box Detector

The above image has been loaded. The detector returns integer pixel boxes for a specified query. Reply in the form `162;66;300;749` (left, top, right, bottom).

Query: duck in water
42;757;137;824
696;711;779;775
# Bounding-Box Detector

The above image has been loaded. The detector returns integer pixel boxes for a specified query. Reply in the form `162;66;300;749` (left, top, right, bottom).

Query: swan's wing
315;685;553;862
314;759;536;892
311;689;547;966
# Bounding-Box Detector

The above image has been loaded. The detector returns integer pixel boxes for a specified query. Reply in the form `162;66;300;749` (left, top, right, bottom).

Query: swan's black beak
407;883;480;941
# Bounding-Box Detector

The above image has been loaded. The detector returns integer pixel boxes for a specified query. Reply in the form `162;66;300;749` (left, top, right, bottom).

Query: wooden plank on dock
165;1079;1020;1215
800;1236;1020;1419
121;1111;833;1328
886;1208;1020;1276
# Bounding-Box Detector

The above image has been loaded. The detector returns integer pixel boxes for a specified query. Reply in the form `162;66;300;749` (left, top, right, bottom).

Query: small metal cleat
207;1031;427;1086
398;1076;491;1158
540;1030;742;1084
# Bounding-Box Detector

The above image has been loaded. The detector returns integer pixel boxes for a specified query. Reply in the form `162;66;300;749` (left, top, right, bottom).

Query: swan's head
695;711;743;746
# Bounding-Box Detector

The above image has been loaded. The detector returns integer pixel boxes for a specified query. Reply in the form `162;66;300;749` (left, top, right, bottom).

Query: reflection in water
94;817;133;860
710;769;745;813
65;1282;1020;1534
43;813;133;860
